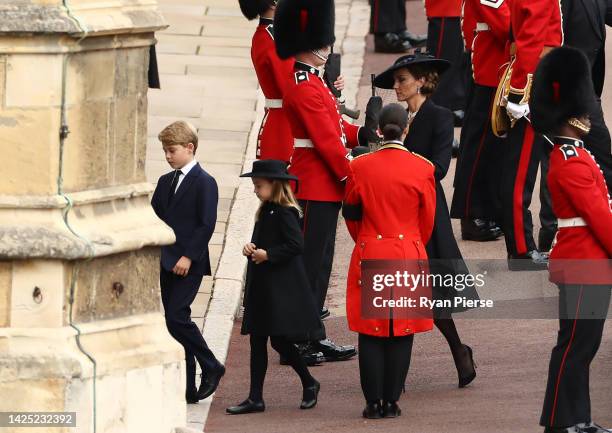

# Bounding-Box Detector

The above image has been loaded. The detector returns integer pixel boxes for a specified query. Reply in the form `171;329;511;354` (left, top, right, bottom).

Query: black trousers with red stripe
451;84;503;220
540;284;611;428
500;118;543;256
298;200;341;340
369;0;406;34
427;17;467;112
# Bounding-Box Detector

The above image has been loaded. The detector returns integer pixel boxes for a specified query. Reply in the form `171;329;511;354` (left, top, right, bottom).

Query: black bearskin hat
274;0;336;59
531;46;597;135
238;0;275;20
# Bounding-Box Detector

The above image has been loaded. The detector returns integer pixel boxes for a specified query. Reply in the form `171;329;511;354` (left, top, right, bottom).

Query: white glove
506;101;530;120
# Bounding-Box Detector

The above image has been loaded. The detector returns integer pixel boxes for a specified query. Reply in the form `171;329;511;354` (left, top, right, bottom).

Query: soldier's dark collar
259;17;274;26
295;61;320;76
554;136;584;148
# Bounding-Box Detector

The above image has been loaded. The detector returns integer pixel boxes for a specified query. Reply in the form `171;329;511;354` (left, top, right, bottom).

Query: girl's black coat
404;98;478;312
241;202;322;338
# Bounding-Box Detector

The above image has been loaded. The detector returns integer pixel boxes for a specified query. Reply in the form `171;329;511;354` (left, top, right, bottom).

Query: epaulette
410;151;434;166
295;70;309;84
265;24;274;40
559;144;579;161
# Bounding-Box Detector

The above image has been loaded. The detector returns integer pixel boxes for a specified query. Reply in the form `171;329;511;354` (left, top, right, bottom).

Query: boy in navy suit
151;121;225;404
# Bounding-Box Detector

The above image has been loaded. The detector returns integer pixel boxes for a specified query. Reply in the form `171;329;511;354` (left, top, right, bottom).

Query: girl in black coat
226;160;322;415
374;53;477;388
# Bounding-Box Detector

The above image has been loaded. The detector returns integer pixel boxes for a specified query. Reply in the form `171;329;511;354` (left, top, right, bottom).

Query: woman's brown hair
256;179;302;220
406;64;440;96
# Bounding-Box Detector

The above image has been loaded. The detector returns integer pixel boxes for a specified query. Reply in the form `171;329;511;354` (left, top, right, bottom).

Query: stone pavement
205;2;612;433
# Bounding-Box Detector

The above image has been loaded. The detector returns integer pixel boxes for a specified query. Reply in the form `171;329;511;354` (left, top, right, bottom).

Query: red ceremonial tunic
251;19;294;162
509;0;563;95
283;61;360;202
547;138;612;285
425;0;462;18
463;0;511;87
343;143;437;337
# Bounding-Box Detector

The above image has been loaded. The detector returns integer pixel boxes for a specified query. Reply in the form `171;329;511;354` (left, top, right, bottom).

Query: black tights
435;317;473;375
249;334;315;402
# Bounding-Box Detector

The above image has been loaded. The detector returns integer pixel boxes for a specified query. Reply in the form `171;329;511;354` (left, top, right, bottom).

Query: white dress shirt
175;159;197;192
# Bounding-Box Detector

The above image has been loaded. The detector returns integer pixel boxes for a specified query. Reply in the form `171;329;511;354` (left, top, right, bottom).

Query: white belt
557;217;587;228
265;98;283;108
294;138;314;148
476;22;490;32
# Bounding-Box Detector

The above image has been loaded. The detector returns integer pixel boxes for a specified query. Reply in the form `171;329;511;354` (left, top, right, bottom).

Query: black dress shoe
314;339;357;362
226;398;265;415
320;307;331;320
578;421;612;433
186;388;199;404
197;364;225;400
544;427;582;433
374;33;412;53
280;343;325;366
461;218;503;242
382;401;402;418
300;380;320;409
362;401;383;419
507;250;548;271
397;30;427;46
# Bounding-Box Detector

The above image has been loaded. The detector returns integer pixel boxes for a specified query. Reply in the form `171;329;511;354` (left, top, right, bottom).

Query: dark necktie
168;170;181;205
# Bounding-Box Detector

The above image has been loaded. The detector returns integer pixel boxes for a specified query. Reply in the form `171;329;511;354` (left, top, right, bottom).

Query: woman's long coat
404;98;479;312
241;202;322;338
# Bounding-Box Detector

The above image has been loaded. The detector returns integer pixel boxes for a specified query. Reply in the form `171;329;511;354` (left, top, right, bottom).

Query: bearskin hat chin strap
312;49;329;62
568;117;591;134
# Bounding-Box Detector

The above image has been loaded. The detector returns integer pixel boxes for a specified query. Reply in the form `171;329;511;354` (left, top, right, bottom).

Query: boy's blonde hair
256;179;302;220
158;121;199;154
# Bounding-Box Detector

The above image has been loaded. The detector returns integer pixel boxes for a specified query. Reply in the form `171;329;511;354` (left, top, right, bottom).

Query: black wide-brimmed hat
274;0;335;59
373;52;450;89
238;0;274;20
531;46;597;135
240;159;298;183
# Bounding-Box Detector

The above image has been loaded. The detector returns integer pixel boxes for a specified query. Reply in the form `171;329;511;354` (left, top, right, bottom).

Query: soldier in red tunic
238;0;294;162
274;0;379;363
451;0;510;241
531;46;612;433
500;0;562;270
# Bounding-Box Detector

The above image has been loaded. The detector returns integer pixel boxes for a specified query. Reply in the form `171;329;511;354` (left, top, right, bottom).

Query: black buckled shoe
197;364;225;400
382;401;402;418
397;30;427;47
578;422;612;433
461;218;503;242
363;401;383;419
226;399;265;415
315;339;357;362
508;250;549;271
374;33;412;53
300;380;320;409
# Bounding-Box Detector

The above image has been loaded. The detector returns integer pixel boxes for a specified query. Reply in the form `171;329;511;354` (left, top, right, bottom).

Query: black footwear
186;388;199;404
461;218;503;242
226;398;265;415
300;380;320;409
453;110;465;127
507;250;548;271
320;307;330;320
197;364;225;400
544;427;583;433
397;30;427;47
452;138;460;158
457;345;477;388
280;344;325;366
374;33;412;53
382;401;402;418
362;401;383;419
314;339;357;362
578;422;612;433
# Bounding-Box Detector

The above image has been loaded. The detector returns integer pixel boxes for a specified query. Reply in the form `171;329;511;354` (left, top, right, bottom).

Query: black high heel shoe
300;380;320;409
458;345;477;388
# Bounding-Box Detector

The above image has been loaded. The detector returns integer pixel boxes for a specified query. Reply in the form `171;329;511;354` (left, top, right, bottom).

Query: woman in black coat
226;159;322;415
374;53;477;388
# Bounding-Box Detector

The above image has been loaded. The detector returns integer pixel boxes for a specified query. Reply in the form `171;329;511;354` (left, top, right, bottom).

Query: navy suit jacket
151;163;218;276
